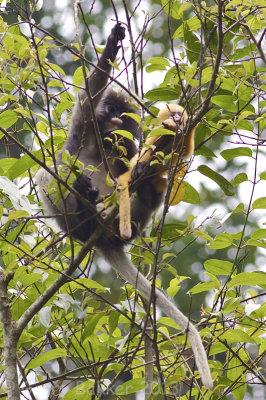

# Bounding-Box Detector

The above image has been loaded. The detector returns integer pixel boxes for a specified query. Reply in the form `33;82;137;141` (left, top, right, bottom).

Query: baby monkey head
158;104;188;129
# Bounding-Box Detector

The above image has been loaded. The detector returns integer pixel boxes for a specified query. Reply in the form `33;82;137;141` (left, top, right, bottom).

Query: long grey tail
99;246;213;390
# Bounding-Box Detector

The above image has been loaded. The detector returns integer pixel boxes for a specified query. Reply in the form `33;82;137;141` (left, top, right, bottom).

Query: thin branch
242;23;266;64
192;0;225;128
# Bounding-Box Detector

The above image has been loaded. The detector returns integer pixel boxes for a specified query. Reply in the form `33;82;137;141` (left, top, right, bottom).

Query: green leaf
112;129;133;140
228;356;247;400
228;272;266;289
252;197;266;209
208;240;230;250
8;153;39;180
73;65;88;90
246;239;266;249
145;87;179;101
251;229;266;240
47;62;66;76
161;0;181;19
195;145;217;157
260;172;266;180
115;378;145;395
182;182;201;204
222;298;241;313
221;147;252;161
189;281;216;294
158;317;181;330
194;229;213;242
209;232;237;249
54;99;73;119
198;165;235;196
146;56;170;72
232;203;245;213
81;314;104;341
0;158;16;173
108;310;120;336
19;273;42;287
61;380;94;400
149;127;175;137
259;339;266;355
7;209;29;221
232;173;248;186
209;342;227;356
106;172;115;187
167;278;181;298
204;259;233;275
232;383;247;400
184;22;201;63
69;278;108;292
142;250;154;264
0;110;18;129
220;329;256;343
27;349;67;369
211;95;238;112
124;112;141;124
147;57;170;66
160;223;187;239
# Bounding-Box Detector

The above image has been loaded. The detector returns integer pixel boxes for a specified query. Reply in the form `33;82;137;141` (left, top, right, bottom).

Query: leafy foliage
0;0;265;399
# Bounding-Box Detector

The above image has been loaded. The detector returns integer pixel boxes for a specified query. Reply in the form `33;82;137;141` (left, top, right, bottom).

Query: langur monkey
36;24;213;390
118;104;196;240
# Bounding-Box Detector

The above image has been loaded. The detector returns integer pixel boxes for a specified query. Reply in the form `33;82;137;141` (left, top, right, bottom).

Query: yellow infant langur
118;104;196;239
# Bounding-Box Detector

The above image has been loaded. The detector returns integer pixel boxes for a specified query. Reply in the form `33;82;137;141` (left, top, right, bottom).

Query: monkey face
170;111;184;126
158;104;188;130
104;104;124;129
97;87;141;145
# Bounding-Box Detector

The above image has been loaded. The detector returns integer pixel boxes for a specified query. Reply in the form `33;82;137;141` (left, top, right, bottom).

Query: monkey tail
99;246;213;390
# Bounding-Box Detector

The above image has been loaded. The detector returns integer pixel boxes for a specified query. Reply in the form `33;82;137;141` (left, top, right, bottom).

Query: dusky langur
36;24;213;390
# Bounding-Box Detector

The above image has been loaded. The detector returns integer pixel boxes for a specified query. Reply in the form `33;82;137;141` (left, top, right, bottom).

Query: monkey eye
105;104;118;116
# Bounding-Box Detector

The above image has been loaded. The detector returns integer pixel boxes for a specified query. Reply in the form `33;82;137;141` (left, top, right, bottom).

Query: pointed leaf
198;165;235;196
27;349;67;369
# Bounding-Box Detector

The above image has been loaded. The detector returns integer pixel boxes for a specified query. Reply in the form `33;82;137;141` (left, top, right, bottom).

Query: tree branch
0;268;20;400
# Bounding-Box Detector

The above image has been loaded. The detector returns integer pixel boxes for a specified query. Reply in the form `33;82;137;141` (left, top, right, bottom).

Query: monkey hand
108;23;126;56
73;175;99;203
163;118;176;131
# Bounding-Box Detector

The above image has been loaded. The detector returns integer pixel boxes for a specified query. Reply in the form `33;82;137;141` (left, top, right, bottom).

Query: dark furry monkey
36;23;213;390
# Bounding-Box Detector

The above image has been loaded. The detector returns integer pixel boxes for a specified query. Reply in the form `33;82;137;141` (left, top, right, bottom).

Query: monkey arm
86;23;125;103
78;23;125;112
66;23;126;155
